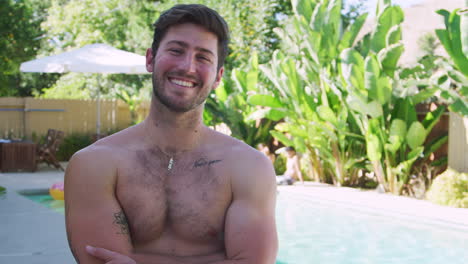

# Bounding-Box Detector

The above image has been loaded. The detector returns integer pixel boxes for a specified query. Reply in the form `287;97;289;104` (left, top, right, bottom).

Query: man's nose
180;54;197;73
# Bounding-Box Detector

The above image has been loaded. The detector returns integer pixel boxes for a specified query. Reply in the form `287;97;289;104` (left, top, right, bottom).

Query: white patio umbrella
20;43;150;136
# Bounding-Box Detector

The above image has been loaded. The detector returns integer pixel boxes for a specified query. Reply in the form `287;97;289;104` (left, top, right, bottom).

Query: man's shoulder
207;129;274;181
95;125;141;147
208;129;264;161
70;125;141;166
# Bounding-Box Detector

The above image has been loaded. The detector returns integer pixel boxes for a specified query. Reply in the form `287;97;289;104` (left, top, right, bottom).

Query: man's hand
86;245;136;264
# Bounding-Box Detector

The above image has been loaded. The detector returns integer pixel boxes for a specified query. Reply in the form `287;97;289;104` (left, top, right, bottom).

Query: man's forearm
87;246;255;264
131;251;226;264
132;253;255;264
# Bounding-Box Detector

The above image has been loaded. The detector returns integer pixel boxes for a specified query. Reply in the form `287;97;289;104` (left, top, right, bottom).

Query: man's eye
198;55;211;62
169;49;182;54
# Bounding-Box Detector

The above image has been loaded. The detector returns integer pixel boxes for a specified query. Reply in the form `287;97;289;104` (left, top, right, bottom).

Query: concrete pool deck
0;163;73;264
1;167;467;264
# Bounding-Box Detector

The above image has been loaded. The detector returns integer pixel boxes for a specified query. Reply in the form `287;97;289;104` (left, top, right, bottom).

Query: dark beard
152;73;209;113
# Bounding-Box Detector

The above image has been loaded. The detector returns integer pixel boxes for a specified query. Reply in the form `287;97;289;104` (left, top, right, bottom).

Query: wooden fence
1;97;467;173
0;97;149;139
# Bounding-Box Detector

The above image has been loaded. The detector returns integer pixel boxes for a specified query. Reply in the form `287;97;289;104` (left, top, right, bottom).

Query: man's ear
212;66;224;90
145;48;154;72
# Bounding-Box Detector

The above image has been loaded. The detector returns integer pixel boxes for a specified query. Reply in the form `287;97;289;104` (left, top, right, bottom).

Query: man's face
146;23;224;113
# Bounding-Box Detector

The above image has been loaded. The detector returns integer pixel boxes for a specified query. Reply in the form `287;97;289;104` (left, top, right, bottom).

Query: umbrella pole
97;87;101;139
96;74;102;140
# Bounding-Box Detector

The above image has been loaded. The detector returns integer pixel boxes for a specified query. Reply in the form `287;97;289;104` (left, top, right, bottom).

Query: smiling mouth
169;77;197;88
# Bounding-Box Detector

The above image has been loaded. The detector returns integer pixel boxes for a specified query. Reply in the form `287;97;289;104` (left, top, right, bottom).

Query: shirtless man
64;4;278;264
276;147;303;185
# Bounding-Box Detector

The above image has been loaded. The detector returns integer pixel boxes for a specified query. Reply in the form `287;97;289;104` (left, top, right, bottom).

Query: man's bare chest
115;148;231;245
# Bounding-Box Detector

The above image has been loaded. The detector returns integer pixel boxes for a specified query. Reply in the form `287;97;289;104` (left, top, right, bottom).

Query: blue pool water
275;192;468;264
23;193;64;214
22;191;468;263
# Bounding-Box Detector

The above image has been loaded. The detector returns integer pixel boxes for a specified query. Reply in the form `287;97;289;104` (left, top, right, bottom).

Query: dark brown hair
285;146;296;152
151;4;230;70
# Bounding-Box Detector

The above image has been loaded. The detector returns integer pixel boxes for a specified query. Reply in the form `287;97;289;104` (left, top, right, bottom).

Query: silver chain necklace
156;146;176;171
156;132;201;171
167;157;174;171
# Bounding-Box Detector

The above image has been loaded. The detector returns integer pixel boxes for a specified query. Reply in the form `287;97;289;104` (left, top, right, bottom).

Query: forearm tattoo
113;211;130;235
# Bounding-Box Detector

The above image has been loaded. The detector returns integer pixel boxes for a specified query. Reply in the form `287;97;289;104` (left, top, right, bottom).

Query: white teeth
170;78;194;87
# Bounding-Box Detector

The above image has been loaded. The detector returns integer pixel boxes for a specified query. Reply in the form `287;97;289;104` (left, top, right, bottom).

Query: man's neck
142;99;206;155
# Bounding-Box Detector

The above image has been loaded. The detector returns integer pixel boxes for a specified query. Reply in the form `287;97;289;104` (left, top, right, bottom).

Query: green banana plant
340;3;447;194
435;8;468;116
254;0;447;193
252;0;369;185
204;51;276;147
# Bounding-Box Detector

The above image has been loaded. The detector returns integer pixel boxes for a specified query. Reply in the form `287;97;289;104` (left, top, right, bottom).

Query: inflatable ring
49;182;64;200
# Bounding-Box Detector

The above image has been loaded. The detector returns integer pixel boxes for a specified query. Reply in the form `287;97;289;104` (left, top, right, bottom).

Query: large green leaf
246;71;258;92
215;80;228;102
406;121;427;150
370;5;404;53
287;123;309;138
436;9;468;77
247;94;284;108
324;0;342;47
265;109;289;121
393;146;424;178
386;25;402;46
364;54;380;93
366;132;382;161
422;105;446;132
293;136;307;153
311;2;326;32
340;48;365;90
378;43;404;77
448;98;468;116
449;9;468;76
291;0;315;22
393;98;417;128
270;131;294;147
385;118;407;154
436;29;455;59
232;69;246;93
367;101;384;118
274;122;291;133
280;58;300;99
340;13;368;50
246;108;288;122
317;105;338;126
423;134;448;158
305;31;323;64
371;76;392;105
347;93;368;116
375;0;392;17
412;87;439;104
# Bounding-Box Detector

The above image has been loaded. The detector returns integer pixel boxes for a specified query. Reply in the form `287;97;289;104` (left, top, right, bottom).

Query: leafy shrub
426;168;468;208
56;133;93;161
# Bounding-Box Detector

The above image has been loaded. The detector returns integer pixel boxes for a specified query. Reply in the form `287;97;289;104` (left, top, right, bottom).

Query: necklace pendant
168;157;174;171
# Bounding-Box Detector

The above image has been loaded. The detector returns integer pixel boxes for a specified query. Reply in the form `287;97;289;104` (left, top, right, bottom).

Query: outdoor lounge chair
36;129;64;171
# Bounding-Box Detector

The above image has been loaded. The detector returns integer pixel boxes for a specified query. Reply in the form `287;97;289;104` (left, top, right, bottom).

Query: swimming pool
21;190;468;263
22;192;64;214
275;190;468;264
